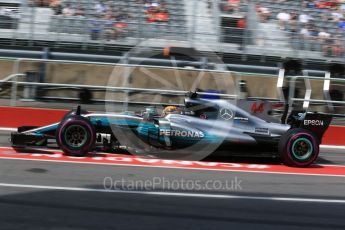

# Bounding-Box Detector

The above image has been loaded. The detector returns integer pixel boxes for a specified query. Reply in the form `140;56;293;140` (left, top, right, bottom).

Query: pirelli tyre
56;115;96;157
279;128;319;167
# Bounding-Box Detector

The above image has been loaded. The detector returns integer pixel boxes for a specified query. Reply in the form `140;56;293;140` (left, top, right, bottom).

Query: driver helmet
162;106;179;116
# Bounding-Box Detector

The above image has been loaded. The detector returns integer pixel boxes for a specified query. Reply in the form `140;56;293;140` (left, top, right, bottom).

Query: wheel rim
291;137;313;161
64;125;88;148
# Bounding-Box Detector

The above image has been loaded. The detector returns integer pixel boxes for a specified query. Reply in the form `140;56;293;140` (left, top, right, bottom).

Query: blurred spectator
277;11;290;30
103;19;114;41
114;21;128;39
102;6;129;41
62;3;74;17
310;25;319;37
103;21;127;41
49;0;62;15
318;28;331;52
309;25;320;50
299;11;312;24
322;34;344;57
29;0;51;7
144;1;169;23
75;5;85;18
340;1;345;12
333;35;344;57
257;5;271;22
227;0;241;12
300;25;311;38
304;0;316;8
338;20;345;31
321;10;332;21
331;8;343;22
322;34;334;56
207;0;212;9
318;29;331;39
90;15;103;40
156;9;169;22
289;11;298;32
95;0;107;16
220;0;240;13
316;1;338;9
251;0;345;57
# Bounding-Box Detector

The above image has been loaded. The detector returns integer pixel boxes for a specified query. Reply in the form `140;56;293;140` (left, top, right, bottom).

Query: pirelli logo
304;120;324;126
160;129;205;138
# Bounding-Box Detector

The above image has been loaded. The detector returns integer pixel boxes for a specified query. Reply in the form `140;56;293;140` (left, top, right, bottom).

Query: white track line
0;127;17;132
1;156;345;178
0;182;345;204
320;145;345;150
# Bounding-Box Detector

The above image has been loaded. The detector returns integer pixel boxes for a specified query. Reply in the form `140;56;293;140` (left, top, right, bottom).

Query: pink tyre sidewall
57;118;95;155
286;132;319;167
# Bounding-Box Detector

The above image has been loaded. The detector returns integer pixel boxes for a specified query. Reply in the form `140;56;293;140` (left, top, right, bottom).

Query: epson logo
304;120;324;126
160;129;205;138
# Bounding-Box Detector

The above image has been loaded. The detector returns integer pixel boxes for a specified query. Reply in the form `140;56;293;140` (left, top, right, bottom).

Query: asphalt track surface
0;129;345;230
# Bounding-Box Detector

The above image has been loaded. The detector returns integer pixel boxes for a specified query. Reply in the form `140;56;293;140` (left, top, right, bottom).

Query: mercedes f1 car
10;92;333;167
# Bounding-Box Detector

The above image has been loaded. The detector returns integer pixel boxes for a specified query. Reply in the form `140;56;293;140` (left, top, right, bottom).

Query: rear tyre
279;128;319;167
56;116;96;157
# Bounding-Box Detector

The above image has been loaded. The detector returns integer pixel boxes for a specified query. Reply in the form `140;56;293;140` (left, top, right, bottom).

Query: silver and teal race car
10;92;333;167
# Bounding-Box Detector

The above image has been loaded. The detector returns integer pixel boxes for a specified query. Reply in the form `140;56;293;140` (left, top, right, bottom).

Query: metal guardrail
1;58;242;105
4;80;239;106
0;73;25;83
287;72;345;111
0;55;330;77
1;58;344;110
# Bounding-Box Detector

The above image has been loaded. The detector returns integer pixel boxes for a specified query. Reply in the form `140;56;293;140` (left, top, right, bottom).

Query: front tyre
56;116;96;157
279;128;319;167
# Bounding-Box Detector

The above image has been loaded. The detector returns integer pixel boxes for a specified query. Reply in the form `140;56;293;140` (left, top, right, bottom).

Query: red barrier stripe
322;126;345;146
0;106;67;127
0;106;344;146
0;147;345;177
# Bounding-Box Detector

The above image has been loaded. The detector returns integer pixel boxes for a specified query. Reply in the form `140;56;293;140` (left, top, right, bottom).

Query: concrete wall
0;60;15;79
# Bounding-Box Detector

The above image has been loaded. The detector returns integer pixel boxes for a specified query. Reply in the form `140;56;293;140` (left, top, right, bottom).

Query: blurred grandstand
0;0;344;116
0;0;344;62
0;0;345;72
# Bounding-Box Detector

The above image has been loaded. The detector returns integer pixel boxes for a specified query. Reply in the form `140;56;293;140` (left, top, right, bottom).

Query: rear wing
288;111;333;141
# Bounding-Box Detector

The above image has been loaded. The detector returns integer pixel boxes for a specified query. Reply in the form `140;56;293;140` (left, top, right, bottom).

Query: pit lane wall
0;59;341;109
0;59;285;101
0;106;344;146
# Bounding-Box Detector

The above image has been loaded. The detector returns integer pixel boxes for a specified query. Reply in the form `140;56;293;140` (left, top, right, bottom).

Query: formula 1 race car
10;92;333;167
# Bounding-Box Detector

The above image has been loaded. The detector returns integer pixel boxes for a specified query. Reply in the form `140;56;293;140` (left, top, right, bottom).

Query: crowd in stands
27;0;345;59
219;0;248;14
218;0;248;29
47;0;171;41
142;0;169;23
256;0;345;58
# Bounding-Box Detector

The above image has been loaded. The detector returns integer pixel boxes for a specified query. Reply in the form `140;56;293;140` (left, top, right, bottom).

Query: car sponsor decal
219;108;234;120
304;120;324;126
234;117;249;122
1;147;345;177
255;127;269;135
251;102;264;113
160;129;205;138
